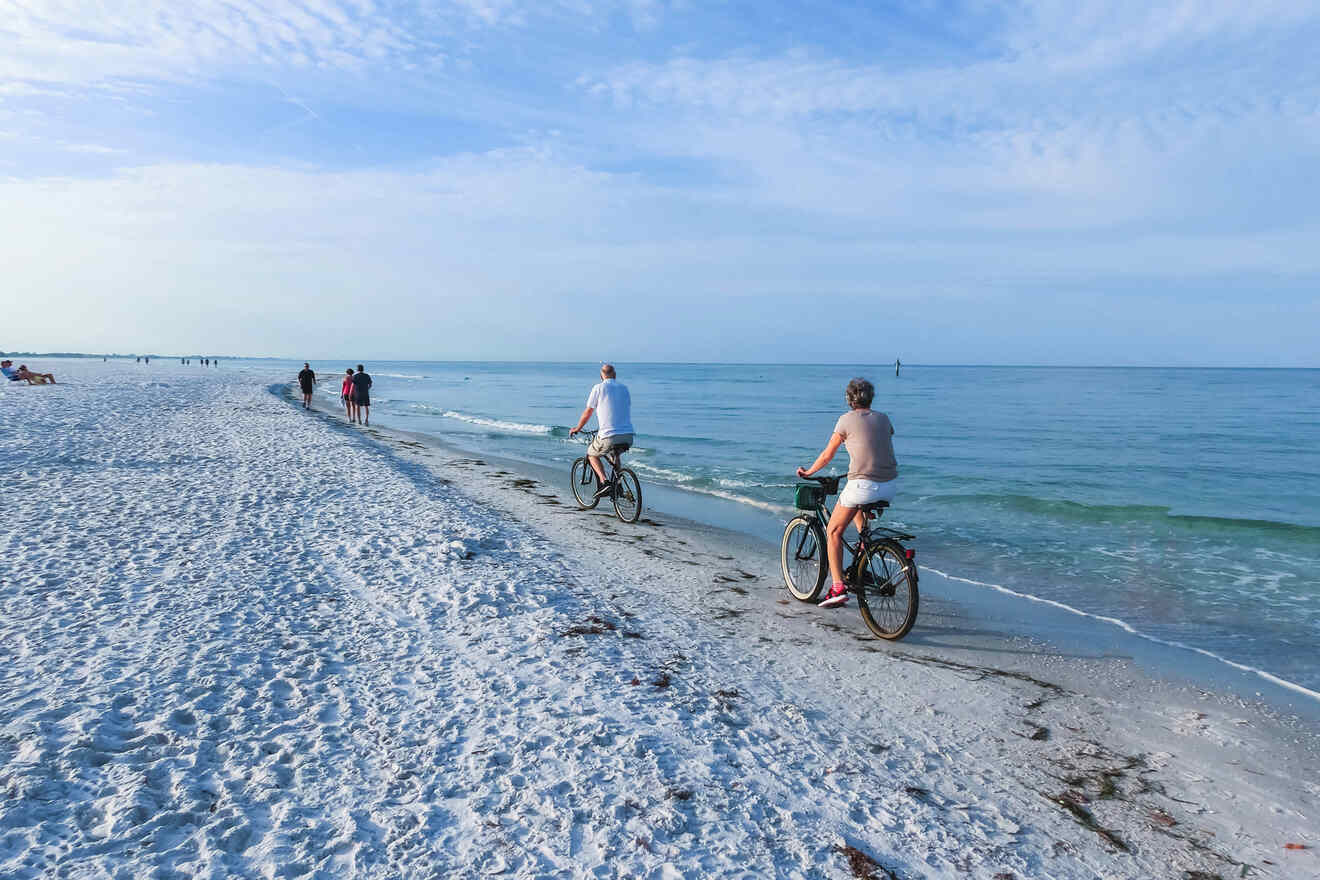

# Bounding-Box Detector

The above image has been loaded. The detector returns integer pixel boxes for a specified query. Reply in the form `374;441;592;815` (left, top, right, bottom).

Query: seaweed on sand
835;844;900;880
559;616;617;637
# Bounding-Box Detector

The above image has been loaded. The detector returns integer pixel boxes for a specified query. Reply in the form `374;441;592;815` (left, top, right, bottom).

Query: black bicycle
570;430;643;523
780;474;919;640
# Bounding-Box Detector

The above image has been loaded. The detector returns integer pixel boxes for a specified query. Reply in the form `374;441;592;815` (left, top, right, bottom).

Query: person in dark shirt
297;363;316;409
351;365;372;425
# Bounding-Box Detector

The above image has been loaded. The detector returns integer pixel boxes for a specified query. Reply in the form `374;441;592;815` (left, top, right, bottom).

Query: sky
2;1;1318;365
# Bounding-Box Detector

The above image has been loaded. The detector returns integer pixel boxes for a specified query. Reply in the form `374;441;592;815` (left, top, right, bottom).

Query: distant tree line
0;351;138;358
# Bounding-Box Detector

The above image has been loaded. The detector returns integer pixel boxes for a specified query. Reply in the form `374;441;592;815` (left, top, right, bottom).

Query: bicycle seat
856;500;889;514
611;443;631;453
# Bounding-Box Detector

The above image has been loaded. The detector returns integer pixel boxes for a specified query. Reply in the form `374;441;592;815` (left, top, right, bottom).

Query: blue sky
3;0;1317;364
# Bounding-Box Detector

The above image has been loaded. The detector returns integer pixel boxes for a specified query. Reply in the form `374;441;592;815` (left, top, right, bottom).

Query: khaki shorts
589;432;634;457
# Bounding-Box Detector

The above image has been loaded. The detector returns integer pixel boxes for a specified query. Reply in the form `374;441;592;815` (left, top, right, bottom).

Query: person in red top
341;368;356;421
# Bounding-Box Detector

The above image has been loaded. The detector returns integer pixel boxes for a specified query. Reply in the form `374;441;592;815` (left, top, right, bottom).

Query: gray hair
845;377;874;409
601;363;616;378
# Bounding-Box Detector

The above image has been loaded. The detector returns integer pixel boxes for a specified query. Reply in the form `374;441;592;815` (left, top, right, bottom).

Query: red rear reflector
905;549;915;560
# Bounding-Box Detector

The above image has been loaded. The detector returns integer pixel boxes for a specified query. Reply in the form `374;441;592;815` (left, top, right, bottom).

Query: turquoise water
298;361;1320;693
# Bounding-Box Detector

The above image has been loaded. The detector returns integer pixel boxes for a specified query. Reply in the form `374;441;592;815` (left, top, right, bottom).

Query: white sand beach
1;361;1317;879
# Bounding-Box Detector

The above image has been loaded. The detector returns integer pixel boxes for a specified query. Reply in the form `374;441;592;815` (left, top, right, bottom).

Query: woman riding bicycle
796;377;898;607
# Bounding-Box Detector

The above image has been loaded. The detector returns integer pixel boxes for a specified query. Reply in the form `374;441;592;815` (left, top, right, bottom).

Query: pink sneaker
818;582;849;608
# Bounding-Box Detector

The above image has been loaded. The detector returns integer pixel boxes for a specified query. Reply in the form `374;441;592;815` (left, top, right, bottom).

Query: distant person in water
297;363;316;409
351;365;372;425
569;363;634;497
895;358;901;377
340;368;356;420
797;377;898;608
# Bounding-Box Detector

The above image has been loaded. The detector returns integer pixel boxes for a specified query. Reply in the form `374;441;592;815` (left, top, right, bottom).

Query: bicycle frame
784;474;920;639
580;430;625;481
801;494;914;562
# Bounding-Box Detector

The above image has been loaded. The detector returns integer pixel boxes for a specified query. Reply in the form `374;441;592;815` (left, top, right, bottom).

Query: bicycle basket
794;484;824;509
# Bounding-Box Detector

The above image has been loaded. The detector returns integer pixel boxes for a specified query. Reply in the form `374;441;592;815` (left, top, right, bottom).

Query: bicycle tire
612;468;643;523
570;457;600;509
780;516;827;602
855;539;919;640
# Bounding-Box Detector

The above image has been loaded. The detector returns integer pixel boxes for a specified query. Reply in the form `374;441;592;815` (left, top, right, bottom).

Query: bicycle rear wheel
570;457;600;509
612;468;642;523
855;539;919;640
780;516;827;602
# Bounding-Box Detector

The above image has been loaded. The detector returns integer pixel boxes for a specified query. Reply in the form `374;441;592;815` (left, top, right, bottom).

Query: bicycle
780;474;919;640
570;430;643;523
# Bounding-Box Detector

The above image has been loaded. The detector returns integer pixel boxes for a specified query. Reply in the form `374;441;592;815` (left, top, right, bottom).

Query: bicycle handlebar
798;473;841;494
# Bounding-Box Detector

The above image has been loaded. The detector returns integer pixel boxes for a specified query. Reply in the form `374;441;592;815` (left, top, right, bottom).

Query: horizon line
10;352;1319;370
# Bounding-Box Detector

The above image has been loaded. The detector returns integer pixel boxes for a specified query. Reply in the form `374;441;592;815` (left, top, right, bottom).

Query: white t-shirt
587;379;634;438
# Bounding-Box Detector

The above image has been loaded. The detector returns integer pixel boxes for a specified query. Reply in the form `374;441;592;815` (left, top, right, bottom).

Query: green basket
794;484;824;510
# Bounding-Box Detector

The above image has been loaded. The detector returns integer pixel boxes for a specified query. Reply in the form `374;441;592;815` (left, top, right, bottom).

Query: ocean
288;360;1318;695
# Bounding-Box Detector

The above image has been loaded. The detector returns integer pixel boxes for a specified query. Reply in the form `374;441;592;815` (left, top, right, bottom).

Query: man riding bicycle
569;363;635;498
796;377;898;607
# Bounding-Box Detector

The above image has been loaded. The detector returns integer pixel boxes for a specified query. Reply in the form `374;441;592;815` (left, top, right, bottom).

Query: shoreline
307;384;1320;726
3;361;1315;879
294;381;1320;875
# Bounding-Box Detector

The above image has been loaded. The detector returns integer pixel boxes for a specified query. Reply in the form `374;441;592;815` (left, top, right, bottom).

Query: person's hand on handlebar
796;466;812;478
569;427;580;437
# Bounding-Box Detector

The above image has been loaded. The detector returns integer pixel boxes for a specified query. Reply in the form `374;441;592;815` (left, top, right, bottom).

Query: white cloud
1;0;1315;363
0;0;670;90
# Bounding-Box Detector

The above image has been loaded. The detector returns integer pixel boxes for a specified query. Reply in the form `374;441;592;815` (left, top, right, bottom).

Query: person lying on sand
1;360;56;384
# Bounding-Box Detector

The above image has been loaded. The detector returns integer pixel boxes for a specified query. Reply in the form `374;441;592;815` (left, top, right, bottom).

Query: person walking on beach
297;363;316;409
796;377;898;608
340;368;356;421
569;364;634;497
351;365;372;425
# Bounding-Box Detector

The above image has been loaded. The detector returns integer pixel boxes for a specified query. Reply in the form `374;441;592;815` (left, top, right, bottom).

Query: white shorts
839;477;897;508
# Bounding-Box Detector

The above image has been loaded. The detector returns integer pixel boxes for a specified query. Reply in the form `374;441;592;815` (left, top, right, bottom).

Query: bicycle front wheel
780;516;827;602
612;468;643;523
570;457;600;509
855;539;919;640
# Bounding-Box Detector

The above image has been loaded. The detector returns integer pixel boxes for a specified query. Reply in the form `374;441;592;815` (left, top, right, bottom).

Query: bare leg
587;454;607;484
362;405;369;426
825;502;859;585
